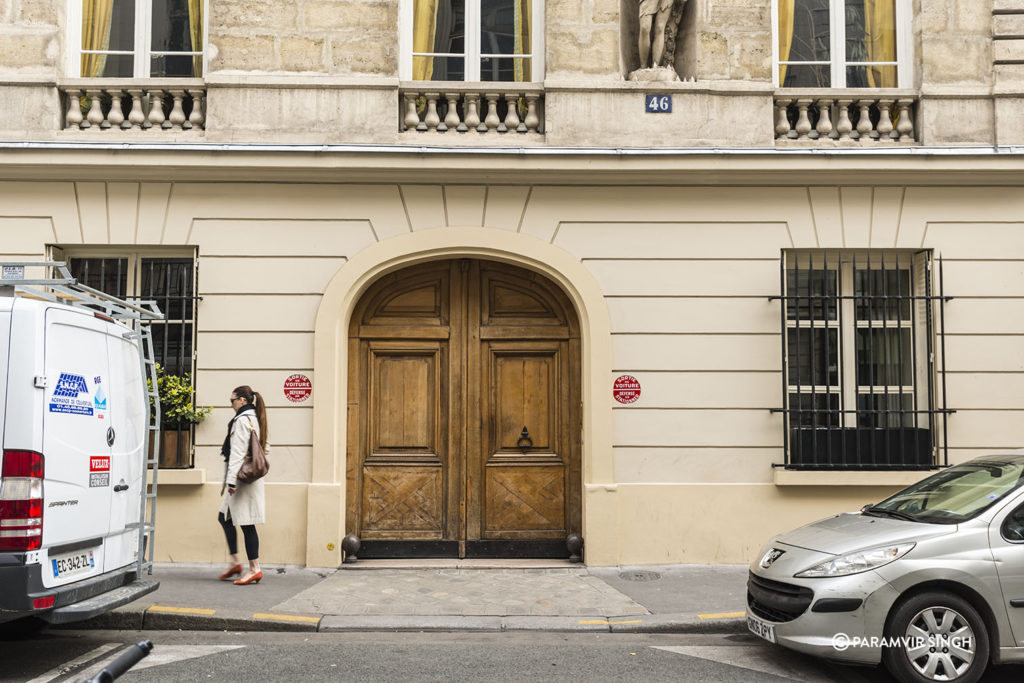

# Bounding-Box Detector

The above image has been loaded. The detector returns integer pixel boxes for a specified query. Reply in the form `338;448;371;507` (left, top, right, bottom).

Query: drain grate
619;570;661;582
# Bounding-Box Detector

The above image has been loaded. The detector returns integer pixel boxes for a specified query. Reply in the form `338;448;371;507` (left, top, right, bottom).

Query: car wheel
882;591;989;683
0;616;47;640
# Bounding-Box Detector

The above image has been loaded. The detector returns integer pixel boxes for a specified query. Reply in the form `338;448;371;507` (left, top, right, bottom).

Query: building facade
2;0;1024;567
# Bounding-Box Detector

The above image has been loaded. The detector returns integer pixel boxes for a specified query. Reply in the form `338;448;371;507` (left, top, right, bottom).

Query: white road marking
72;644;246;679
25;642;121;683
652;645;832;682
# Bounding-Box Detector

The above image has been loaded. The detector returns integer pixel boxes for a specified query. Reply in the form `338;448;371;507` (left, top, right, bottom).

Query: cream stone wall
3;177;1024;565
208;0;398;75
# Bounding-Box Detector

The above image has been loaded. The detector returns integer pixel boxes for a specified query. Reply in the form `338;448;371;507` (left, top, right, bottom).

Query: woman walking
218;385;267;585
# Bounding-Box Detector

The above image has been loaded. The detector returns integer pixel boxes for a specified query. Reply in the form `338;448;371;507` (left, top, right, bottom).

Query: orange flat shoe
234;570;262;585
218;564;243;580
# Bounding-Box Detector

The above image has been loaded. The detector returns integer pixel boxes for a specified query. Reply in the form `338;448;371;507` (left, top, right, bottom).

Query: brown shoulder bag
237;418;269;482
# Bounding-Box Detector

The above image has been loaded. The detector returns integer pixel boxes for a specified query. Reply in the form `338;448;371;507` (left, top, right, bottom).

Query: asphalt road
4;630;1024;682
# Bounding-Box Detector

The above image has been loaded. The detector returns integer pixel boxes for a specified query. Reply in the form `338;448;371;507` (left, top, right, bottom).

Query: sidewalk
64;561;751;634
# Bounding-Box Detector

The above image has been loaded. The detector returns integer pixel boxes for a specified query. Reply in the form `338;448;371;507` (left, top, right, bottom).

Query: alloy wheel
902;605;976;681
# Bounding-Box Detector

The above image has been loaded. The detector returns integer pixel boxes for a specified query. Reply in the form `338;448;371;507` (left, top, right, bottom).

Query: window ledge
148;468;206;486
773;469;933;487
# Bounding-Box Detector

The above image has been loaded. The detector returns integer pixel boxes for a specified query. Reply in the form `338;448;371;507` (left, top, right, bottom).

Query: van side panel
40;308;112;588
103;330;144;572
0;303;10;448
4;299;44;457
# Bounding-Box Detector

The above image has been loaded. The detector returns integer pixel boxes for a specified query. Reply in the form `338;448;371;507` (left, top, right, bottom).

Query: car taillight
0;450;44;551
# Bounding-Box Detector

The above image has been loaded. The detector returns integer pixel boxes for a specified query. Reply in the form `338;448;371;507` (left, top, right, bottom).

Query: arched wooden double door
347;259;581;558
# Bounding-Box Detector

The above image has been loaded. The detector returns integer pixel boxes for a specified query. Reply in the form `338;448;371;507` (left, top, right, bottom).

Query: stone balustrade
60;80;205;132
399;83;543;134
773;91;918;144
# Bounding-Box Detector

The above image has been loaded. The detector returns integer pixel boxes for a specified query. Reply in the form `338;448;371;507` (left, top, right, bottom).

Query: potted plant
149;364;211;468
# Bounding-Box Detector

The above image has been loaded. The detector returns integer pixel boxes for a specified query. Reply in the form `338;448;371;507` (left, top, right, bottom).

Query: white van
0;264;159;627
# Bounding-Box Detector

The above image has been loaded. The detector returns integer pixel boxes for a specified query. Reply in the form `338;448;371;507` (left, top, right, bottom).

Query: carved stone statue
631;0;687;82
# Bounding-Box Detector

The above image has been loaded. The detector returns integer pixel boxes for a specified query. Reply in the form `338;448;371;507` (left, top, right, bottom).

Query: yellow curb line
578;619;609;625
252;613;321;624
609;620;644;625
698;611;746;620
148;606;216;615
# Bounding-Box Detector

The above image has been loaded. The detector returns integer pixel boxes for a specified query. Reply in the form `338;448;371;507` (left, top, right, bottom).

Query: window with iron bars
57;251;199;468
777;250;951;470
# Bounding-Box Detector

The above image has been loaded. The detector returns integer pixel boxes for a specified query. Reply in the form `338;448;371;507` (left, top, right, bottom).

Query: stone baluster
483;93;500;132
815;99;833;139
423;93;441;131
85;89;105;129
403;93;420;131
168;90;187;130
794;99;813;139
524;93;540;132
856;100;874;140
65;89;85;129
126;90;146;129
147;89;167;129
501;93;521;133
774;99;791;139
896;99;915;142
106;89;126;129
836;99;853;141
464;94;481;131
187;90;205;130
444;93;462;132
876;99;894;142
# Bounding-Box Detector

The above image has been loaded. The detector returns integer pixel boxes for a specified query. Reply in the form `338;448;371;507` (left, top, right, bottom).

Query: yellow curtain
513;0;531;82
187;0;203;77
777;0;794;86
81;0;115;77
413;0;439;81
864;0;896;87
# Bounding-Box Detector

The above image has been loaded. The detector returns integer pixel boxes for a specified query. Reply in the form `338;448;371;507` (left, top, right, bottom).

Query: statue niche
629;0;687;82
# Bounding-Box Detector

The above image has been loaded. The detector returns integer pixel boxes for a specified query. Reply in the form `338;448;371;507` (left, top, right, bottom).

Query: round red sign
283;374;312;403
613;375;641;404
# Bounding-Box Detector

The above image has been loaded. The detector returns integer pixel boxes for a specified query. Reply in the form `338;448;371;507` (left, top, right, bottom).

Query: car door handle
114;481;129;492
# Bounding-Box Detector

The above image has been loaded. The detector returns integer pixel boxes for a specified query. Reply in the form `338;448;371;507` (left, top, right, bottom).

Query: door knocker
517;426;533;453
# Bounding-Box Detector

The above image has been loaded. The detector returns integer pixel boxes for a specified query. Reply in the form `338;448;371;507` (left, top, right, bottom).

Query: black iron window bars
772;250;953;470
68;256;200;468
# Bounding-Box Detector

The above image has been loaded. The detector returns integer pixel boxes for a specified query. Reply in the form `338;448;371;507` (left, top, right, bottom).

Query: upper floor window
775;0;910;88
72;0;204;78
400;0;543;81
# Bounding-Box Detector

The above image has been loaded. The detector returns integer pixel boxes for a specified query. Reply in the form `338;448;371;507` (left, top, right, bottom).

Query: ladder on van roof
0;262;164;579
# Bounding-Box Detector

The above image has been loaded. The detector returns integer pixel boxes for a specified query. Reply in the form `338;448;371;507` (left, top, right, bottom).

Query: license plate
51;550;96;579
747;614;776;643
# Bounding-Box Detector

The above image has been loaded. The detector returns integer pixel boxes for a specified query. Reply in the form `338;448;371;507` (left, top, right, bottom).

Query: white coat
219;413;266;526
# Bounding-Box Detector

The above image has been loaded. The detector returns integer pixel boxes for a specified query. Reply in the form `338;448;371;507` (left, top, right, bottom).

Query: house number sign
645;94;672;113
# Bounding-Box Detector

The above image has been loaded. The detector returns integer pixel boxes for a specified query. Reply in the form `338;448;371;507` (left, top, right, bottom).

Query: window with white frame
781;250;948;469
774;0;910;88
71;0;204;78
400;0;543;81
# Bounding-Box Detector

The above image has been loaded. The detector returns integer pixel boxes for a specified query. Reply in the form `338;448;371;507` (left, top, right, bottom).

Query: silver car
747;452;1024;683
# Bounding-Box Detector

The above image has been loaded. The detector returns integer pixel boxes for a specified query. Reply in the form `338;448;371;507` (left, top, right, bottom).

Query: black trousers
218;511;259;560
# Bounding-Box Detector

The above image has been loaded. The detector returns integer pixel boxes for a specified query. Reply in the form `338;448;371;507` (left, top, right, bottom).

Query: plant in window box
148;364;211;469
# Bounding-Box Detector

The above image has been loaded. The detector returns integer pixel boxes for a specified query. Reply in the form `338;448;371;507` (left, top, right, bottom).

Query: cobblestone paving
273;568;649;617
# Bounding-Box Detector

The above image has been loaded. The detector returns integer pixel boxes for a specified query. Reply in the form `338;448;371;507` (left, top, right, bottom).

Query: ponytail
233;385;269;450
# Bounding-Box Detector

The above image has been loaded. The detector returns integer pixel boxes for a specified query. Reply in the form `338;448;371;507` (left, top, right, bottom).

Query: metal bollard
80;640;153;683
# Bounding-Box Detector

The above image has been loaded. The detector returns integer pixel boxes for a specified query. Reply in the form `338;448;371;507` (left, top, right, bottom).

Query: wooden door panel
371;351;437;454
361;466;443;538
493;351;556;456
360;342;446;539
485;466;565;535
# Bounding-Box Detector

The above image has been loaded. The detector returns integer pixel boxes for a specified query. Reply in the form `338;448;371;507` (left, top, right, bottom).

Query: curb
58;609;747;635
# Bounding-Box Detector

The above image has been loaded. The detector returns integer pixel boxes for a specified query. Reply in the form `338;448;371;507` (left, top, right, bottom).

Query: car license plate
747;614;776;643
51;550;96;579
